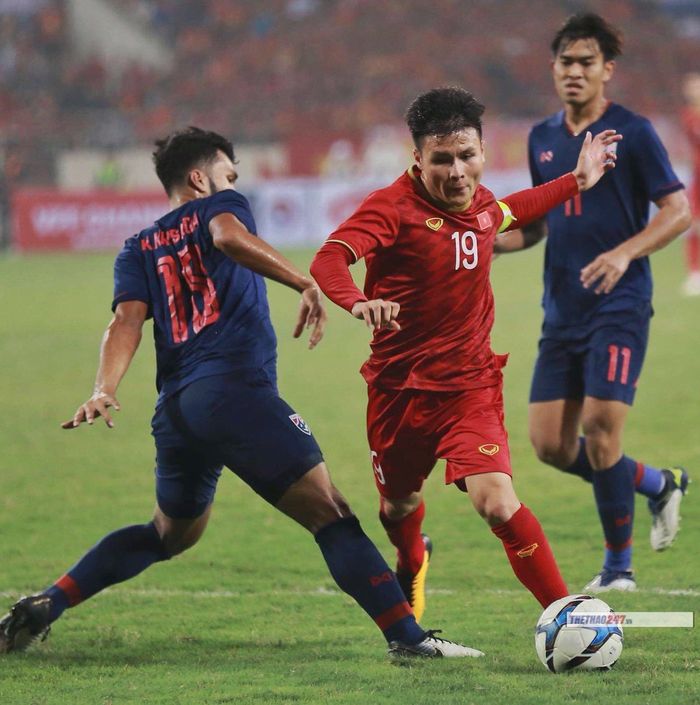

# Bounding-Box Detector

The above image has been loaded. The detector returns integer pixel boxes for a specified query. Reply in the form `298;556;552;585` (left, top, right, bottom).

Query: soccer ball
535;594;623;673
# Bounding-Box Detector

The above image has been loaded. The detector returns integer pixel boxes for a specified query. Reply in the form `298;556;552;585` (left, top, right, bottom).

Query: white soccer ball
535;594;623;673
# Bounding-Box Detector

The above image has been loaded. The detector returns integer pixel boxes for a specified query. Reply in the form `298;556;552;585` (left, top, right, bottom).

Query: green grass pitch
0;242;698;704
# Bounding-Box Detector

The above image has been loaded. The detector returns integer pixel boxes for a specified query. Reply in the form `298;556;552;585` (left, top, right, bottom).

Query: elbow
679;203;693;234
309;253;323;283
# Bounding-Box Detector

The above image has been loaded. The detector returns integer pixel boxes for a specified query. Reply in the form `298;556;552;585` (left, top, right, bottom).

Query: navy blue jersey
112;189;277;400
528;103;684;337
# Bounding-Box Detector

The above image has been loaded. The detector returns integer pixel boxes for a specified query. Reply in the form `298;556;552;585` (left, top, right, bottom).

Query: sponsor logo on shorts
517;543;539;558
478;443;500;456
425;217;443;231
288;413;312;435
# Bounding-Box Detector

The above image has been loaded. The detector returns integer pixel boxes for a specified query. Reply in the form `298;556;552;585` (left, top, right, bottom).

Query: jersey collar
560;100;613;137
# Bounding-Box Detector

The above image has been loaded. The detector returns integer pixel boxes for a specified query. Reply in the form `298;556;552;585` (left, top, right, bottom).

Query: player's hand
572;129;622;192
62;392;121;429
580;247;631;294
351;299;401;331
293;284;327;349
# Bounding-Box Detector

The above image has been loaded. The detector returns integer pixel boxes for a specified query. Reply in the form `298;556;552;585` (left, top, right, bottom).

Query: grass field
0;242;698;705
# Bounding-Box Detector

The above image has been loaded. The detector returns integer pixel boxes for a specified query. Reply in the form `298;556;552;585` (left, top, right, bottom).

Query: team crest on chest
425;217;443;231
476;211;492;230
289;413;312;435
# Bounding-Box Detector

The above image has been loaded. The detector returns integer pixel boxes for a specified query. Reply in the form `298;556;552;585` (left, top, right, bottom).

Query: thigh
152;401;224;520
174;373;324;506
433;384;513;486
366;386;437;499
529;336;585;403
528;398;583;458
583;315;649;405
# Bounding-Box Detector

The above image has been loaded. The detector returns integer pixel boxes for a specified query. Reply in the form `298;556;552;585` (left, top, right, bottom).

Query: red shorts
366;383;512;499
690;178;700;217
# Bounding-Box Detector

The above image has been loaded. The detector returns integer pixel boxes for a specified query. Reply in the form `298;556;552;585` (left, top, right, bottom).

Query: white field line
1;586;698;600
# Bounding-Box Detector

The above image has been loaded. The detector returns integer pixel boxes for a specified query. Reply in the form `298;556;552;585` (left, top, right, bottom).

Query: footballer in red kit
681;72;700;296
311;87;621;623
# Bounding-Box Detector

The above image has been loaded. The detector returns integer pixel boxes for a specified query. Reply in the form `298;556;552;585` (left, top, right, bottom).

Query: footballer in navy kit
0;127;478;659
494;14;691;592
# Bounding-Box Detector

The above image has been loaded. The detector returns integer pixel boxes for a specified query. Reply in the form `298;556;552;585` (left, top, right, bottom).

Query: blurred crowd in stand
1;0;699;189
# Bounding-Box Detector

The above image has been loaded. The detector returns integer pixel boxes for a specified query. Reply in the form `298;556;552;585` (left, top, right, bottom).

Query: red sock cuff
379;500;426;575
379;500;425;529
491;503;529;543
55;573;83;607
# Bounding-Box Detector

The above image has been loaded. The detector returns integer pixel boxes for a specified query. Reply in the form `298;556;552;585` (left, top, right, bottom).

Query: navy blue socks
565;437;666;498
44;522;170;622
315;516;425;644
591;457;636;572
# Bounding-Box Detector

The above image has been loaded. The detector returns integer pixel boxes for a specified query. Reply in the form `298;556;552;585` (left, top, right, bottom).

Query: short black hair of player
551;13;623;62
405;87;485;149
153;126;236;195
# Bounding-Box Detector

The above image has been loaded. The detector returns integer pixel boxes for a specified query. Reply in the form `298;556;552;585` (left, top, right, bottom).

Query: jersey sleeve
201;189;257;234
325;189;401;261
310;242;367;313
112;238;151;315
627;118;684;202
498;173;578;232
527;130;545;187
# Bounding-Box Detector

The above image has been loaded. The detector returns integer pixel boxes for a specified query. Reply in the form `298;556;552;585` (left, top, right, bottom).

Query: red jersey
312;166;577;392
681;107;700;208
318;167;523;390
681;107;700;175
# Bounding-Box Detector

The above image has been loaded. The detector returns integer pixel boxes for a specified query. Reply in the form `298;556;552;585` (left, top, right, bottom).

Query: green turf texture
0;243;697;704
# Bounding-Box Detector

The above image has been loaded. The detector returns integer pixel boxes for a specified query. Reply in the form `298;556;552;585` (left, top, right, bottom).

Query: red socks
491;504;568;608
379;500;425;575
379;500;567;607
686;229;700;272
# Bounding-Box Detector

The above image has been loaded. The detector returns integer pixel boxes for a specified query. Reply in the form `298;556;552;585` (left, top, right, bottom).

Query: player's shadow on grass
18;635;363;667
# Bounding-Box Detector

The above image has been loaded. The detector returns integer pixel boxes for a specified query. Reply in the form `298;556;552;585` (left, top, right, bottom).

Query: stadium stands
1;0;698;187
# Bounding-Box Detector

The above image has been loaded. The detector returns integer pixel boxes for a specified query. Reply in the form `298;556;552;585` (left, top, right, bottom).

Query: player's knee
473;495;519;526
300;486;354;534
160;532;198;557
152;514;206;557
380;494;421;521
531;436;573;469
581;421;619;469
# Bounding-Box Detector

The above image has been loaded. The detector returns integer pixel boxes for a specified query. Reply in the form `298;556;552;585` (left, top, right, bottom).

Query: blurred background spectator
1;0;698;247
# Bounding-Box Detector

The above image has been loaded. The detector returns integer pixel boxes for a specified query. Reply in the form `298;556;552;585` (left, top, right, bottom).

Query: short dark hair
152;126;235;195
405;87;485;148
551;13;623;62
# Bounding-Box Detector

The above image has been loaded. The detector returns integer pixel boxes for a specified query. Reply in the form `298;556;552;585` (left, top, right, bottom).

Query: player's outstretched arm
209;212;326;348
581;190;692;294
571;129;622;192
496;130;621;239
310;242;400;332
493;220;547;254
62;300;147;430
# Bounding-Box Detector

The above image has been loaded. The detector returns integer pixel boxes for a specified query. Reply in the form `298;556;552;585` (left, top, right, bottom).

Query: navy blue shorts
151;372;323;519
529;314;650;406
